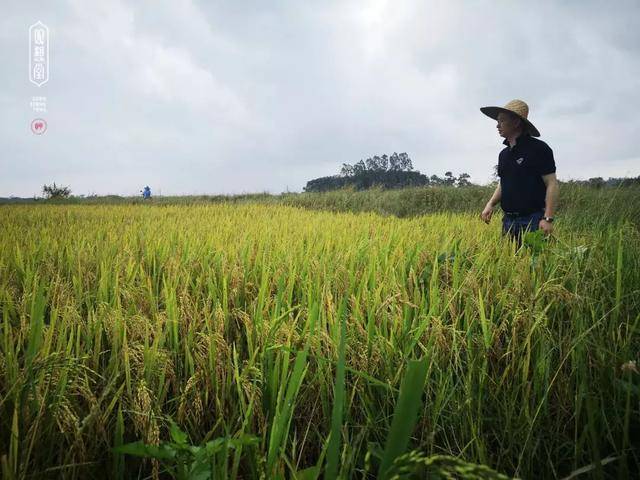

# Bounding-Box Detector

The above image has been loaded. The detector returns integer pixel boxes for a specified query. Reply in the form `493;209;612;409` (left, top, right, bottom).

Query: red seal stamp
31;118;47;135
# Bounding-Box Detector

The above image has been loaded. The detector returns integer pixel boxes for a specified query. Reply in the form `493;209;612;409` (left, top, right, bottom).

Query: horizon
2;173;638;200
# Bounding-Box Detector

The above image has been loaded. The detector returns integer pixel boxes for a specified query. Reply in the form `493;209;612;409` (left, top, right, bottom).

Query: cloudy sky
1;1;639;196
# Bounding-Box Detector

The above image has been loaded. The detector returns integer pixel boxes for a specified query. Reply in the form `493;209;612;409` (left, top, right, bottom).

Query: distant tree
353;160;366;175
457;172;472;187
42;182;71;199
399;152;413;171
389;153;401;171
587;177;605;188
443;171;456;186
380;154;389;172
429;175;444;186
428;172;475;187
304;155;477;192
305;152;428;192
340;163;354;177
365;156;382;172
562;176;640;188
337;153;415;177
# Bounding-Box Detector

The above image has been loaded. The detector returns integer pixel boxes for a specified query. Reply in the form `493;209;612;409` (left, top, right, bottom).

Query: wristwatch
542;216;554;222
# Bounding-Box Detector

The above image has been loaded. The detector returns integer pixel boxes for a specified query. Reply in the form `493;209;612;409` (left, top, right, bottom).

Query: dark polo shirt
497;132;556;214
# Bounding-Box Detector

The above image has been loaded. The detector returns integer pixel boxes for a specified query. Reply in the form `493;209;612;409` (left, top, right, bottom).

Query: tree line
563;176;640;188
304;152;473;192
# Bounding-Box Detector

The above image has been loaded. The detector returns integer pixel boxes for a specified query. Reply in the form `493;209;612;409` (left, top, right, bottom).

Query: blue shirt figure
142;186;151;199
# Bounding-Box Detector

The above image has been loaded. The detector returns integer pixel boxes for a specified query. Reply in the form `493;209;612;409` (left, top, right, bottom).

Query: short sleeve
537;145;556;176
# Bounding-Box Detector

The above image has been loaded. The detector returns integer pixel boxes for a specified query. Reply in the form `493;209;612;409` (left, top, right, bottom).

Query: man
479;99;559;246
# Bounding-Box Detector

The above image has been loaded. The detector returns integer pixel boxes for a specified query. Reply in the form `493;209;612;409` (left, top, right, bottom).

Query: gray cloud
1;0;639;197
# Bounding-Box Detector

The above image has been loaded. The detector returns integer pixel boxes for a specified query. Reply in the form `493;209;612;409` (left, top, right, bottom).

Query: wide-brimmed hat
480;99;540;137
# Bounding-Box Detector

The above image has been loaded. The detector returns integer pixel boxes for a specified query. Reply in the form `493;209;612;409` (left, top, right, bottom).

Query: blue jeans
502;211;544;246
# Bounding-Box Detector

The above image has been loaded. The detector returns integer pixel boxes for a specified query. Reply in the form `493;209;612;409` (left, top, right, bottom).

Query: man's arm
488;183;502;208
541;173;558;217
539;173;559;235
481;183;501;223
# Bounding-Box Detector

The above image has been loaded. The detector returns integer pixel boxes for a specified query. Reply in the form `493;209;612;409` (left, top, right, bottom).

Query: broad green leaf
378;357;429;479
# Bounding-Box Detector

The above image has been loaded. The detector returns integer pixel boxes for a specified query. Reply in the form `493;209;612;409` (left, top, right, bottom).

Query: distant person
479;99;559;247
142;186;151;199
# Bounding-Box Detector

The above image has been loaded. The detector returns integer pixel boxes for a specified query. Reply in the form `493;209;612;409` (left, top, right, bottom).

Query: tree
340;163;354;177
443;171;456;186
42;182;71;199
353;160;366;175
398;152;413;171
304;152;428;192
587;177;605;188
340;153;415;175
457;172;472;187
304;155;481;192
366;156;383;172
380;154;389;172
429;175;444;186
389;153;401;171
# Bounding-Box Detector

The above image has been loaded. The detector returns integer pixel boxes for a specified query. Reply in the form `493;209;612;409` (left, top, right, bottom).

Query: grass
0;186;639;479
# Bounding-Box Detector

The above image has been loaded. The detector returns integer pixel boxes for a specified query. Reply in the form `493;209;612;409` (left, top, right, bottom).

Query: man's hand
539;219;553;235
482;185;501;224
481;204;494;224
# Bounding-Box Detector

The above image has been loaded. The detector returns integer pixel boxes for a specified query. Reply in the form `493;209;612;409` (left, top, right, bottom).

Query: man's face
496;112;522;138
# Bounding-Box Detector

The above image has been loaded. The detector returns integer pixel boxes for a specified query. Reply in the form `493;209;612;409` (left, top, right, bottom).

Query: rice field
0;200;639;479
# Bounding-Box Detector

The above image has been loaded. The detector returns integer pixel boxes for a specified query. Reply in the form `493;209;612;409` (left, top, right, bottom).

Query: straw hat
480;99;540;137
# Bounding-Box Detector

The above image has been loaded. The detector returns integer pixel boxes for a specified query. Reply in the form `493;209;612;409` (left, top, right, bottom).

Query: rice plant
0;198;638;479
